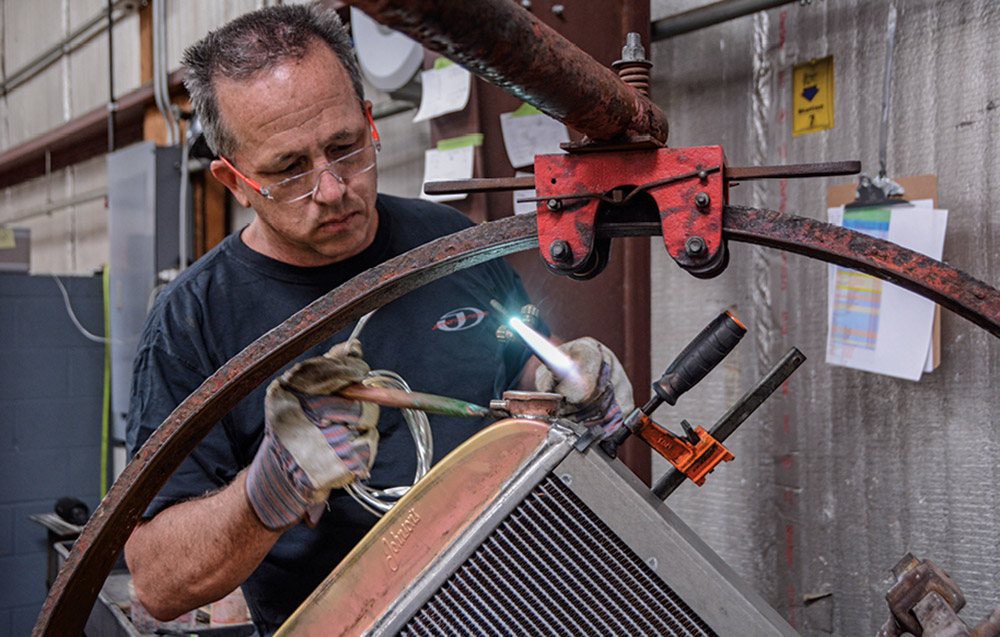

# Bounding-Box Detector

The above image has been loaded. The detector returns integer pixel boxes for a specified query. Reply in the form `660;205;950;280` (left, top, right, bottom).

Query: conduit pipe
0;1;140;98
2;190;108;226
0;70;186;190
347;0;669;144
652;0;800;41
152;0;179;146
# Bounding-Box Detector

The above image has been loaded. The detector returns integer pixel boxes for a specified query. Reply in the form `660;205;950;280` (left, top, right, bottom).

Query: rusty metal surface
346;0;668;144
423;176;535;196
880;553;1000;637
535;147;726;275
33;207;1000;636
723;205;1000;337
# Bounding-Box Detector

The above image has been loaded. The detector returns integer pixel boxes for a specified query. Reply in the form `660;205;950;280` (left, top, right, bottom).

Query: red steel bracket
535;146;727;277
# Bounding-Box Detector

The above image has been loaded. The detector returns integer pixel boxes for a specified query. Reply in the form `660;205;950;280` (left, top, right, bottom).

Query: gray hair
182;4;365;158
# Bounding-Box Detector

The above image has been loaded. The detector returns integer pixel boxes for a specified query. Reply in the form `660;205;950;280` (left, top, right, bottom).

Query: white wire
51;276;109;344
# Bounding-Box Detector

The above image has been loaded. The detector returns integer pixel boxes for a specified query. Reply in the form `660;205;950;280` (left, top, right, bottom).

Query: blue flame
508;316;580;384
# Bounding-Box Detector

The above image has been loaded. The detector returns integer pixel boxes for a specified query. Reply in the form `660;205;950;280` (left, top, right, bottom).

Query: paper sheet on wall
412;61;472;123
499;104;570;169
512;170;536;215
826;200;948;381
420;145;474;203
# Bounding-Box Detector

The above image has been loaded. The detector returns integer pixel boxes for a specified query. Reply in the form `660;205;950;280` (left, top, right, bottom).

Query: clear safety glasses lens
261;144;377;203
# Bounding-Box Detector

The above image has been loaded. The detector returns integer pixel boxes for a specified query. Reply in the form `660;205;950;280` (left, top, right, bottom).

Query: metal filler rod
652;346;806;499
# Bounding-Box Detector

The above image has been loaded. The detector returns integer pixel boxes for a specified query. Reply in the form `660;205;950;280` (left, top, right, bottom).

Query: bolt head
546;198;563;211
695;191;711;208
685;236;707;257
549;240;572;262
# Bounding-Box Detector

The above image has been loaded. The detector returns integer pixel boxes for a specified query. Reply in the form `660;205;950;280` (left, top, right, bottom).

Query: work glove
534;337;634;439
246;340;379;530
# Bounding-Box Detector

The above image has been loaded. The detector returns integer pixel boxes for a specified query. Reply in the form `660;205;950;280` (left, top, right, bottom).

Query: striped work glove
247;340;379;530
535;337;634;439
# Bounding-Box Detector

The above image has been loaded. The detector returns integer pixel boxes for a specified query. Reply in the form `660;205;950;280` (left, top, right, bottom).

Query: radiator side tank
278;419;797;636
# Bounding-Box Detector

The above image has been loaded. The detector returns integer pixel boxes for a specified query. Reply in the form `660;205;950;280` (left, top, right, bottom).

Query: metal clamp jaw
532;146;728;280
623;410;733;486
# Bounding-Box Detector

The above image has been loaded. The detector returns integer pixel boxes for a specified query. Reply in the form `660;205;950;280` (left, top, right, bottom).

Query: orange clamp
630;413;734;486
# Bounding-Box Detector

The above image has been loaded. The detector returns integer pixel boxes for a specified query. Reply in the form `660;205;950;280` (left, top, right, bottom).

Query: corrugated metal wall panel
649;1;1000;634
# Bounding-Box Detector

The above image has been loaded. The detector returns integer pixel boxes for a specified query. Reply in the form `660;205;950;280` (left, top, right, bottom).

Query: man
125;5;630;635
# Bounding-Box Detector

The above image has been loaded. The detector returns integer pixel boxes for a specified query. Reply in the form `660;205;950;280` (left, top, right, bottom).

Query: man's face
210;41;379;267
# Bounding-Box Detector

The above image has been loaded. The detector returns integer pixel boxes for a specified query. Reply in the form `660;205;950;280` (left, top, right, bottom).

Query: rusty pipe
345;0;669;144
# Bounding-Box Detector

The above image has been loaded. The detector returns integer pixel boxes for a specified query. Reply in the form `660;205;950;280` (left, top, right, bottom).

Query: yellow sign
793;56;834;137
0;228;15;249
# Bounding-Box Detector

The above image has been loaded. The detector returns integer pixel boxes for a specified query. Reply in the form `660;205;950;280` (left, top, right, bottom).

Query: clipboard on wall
826;175;941;372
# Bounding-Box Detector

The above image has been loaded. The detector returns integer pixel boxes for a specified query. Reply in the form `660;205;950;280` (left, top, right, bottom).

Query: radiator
278;419;797;636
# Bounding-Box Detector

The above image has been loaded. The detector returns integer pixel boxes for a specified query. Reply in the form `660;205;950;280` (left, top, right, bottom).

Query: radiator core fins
402;475;717;637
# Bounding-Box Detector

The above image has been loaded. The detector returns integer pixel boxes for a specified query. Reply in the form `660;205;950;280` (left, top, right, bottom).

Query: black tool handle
649;311;746;410
602;311;746;458
651;346;805;500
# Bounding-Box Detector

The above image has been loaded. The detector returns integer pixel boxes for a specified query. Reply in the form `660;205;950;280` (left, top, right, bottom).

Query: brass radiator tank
278;419;797;636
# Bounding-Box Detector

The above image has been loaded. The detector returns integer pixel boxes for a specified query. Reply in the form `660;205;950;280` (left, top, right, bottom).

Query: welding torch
335;384;492;419
331;302;564;419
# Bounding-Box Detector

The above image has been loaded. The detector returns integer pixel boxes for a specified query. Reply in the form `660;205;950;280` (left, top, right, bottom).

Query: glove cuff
246;430;312;530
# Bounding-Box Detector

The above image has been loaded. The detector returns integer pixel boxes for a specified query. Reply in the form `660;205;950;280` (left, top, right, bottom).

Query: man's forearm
124;470;281;621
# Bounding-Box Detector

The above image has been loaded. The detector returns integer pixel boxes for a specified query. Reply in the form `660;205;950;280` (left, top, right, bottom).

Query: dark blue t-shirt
126;194;539;634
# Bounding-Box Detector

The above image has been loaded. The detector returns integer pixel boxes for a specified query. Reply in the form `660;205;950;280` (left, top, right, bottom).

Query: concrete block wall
0;273;104;636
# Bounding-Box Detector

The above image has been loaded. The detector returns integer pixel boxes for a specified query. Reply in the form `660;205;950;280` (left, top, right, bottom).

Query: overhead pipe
652;0;800;41
346;0;669;144
0;0;140;98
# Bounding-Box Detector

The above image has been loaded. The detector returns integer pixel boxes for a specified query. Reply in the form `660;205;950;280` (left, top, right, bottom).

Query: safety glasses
221;108;381;204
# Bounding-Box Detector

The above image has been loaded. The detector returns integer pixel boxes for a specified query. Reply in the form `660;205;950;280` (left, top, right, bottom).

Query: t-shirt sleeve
126;338;245;519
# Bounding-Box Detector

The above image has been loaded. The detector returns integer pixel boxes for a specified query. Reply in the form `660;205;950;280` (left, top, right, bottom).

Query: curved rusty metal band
346;0;669;144
34;209;1000;636
723;206;1000;337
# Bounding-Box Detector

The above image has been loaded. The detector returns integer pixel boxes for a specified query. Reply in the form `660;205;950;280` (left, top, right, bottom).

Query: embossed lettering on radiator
382;508;422;572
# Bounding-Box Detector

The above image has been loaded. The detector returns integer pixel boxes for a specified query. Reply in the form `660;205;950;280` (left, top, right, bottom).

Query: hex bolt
546;198;563;211
685;236;707;257
550;240;572;263
695;192;711;208
698;170;708;180
552;4;564;17
621;32;645;62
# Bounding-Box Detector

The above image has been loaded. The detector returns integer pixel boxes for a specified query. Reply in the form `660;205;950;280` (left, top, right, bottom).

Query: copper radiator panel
279;420;797;636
